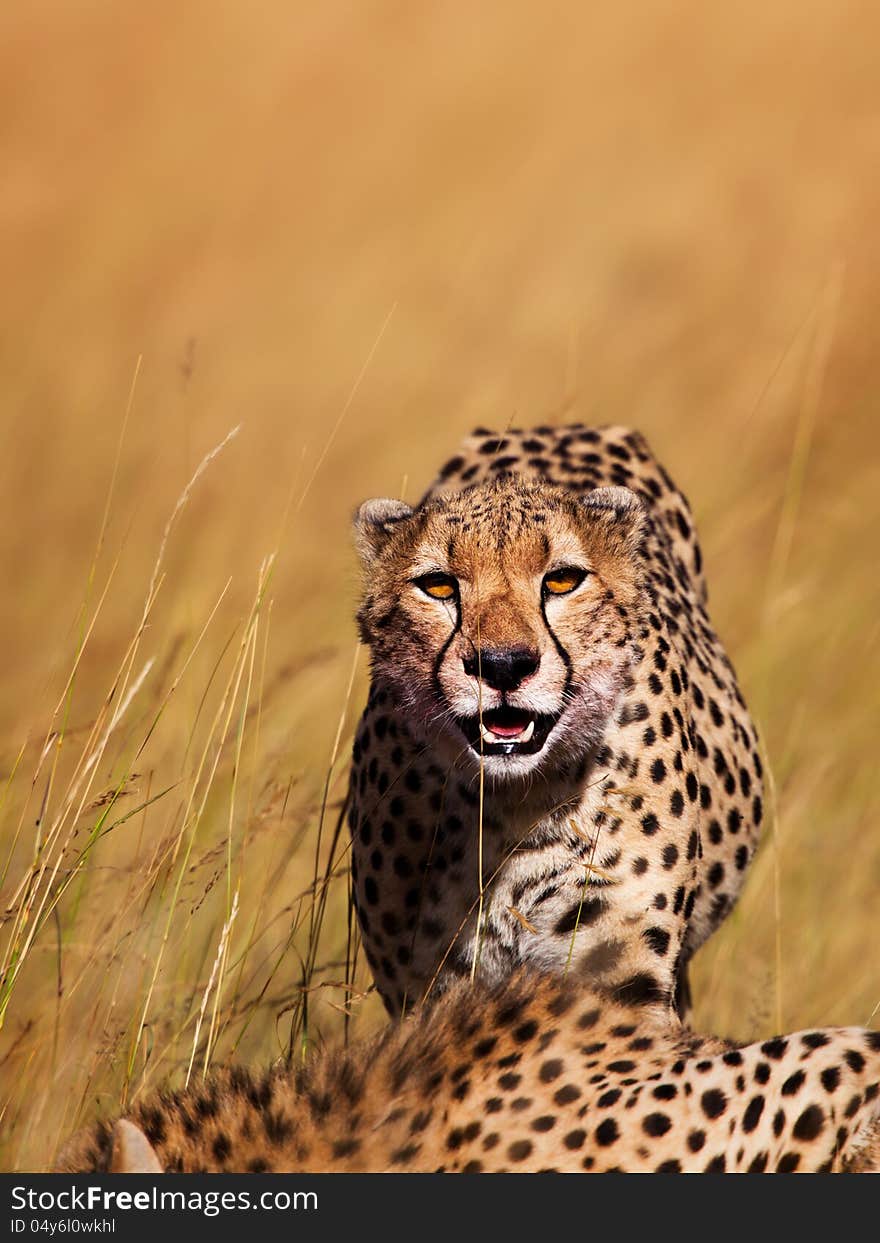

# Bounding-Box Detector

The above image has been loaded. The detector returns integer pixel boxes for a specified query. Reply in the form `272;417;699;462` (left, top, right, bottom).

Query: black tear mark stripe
430;597;463;705
539;595;573;707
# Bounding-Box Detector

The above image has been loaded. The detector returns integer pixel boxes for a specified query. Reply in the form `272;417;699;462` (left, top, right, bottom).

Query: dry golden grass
1;2;879;1170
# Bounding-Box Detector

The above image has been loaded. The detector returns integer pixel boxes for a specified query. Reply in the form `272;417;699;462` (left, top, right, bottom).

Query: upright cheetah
59;971;879;1174
349;426;763;1016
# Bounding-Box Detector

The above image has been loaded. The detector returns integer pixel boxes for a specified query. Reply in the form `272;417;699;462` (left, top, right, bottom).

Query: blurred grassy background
1;1;878;1170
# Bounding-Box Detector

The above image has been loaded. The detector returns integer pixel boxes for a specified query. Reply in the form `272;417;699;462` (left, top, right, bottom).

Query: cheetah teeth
481;719;535;745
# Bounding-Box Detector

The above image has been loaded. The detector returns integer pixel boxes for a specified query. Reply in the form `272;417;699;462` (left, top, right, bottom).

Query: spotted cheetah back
59;972;879;1174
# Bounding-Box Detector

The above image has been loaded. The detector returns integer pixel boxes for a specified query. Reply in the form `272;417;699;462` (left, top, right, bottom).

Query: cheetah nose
463;647;540;692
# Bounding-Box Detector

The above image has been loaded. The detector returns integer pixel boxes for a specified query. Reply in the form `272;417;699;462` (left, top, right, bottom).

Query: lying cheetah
58;971;880;1174
349;425;763;1016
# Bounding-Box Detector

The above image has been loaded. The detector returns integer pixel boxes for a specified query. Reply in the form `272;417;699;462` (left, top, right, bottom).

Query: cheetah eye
414;572;458;601
543;567;588;596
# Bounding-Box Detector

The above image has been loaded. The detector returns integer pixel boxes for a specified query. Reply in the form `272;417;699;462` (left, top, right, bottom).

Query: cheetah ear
582;485;643;519
580;486;647;545
354;499;414;566
110;1120;163;1174
579;487;647;603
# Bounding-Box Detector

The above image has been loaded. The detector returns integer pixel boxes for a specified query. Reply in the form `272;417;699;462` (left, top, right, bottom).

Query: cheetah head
354;477;648;779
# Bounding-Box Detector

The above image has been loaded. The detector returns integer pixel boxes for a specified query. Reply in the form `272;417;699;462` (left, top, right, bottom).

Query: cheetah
58;970;880;1174
349;425;763;1017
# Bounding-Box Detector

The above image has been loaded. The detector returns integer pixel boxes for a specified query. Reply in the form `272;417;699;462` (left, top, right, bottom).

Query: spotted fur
58;971;880;1174
349;425;763;1016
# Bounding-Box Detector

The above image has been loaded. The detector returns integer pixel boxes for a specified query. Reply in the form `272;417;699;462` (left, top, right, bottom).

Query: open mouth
456;706;561;757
